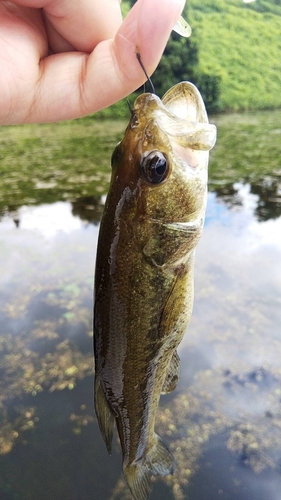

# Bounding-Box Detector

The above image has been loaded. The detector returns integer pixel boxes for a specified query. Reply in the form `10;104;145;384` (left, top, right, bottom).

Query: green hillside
188;0;281;111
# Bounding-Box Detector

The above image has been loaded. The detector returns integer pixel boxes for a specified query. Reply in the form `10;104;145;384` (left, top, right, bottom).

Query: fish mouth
158;82;217;151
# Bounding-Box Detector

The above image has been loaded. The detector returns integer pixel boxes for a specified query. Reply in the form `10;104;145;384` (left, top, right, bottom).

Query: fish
173;15;192;37
93;81;216;500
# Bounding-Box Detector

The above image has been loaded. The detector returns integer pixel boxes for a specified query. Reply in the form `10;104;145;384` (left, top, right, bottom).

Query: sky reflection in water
0;182;281;500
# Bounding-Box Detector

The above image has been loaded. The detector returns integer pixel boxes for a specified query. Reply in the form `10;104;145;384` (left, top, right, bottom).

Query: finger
43;16;75;53
80;0;186;112
12;0;123;52
6;0;185;124
113;0;186;90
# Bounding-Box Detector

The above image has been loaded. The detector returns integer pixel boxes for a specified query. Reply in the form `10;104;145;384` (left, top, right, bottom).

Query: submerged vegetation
96;0;281;117
0;120;124;217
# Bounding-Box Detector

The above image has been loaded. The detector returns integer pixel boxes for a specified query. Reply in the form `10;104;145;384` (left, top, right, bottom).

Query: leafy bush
195;74;223;113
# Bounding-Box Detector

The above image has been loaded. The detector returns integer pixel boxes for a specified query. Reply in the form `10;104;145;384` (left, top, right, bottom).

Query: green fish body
94;82;216;500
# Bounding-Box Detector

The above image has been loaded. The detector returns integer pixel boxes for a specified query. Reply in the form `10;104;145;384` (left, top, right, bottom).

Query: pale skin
0;0;185;125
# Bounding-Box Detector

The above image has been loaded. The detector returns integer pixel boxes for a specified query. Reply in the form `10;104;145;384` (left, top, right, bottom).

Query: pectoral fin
124;434;175;500
162;351;180;394
94;374;115;454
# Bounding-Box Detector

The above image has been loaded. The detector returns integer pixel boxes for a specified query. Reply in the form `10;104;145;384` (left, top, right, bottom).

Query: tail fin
124;434;175;500
124;464;151;500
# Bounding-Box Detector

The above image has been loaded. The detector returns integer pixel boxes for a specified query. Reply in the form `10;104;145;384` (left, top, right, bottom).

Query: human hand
0;0;185;125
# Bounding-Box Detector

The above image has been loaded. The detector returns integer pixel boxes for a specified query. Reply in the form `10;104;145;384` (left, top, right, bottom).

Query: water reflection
250;177;281;221
0;196;105;234
2;175;281;227
210;173;281;222
1;106;281;499
71;196;105;225
0;177;281;500
188;431;281;500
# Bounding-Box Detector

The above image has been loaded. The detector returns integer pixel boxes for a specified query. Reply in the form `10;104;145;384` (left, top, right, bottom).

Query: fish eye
140;151;169;184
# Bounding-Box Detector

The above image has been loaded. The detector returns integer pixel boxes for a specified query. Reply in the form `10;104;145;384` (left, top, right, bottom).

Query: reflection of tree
211;182;243;207
210;177;281;222
0;195;105;228
0;204;21;226
250;177;281;222
71;196;104;225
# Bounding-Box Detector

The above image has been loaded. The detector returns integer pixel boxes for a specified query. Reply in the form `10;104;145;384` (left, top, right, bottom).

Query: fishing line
136;52;155;94
126;98;134;117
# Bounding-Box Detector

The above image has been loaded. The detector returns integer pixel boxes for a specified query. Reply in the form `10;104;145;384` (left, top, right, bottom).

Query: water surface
0;112;281;500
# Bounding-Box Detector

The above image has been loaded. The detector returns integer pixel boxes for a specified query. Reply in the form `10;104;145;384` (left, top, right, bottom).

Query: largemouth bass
94;82;216;500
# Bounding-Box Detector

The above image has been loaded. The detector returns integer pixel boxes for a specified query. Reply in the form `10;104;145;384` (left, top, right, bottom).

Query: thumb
80;0;186;114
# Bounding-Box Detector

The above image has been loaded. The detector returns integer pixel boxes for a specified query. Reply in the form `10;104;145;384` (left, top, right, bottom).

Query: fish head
108;82;217;267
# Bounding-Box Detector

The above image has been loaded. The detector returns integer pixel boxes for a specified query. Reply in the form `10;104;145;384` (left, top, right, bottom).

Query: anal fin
161;351;180;394
147;434;176;475
94;374;115;454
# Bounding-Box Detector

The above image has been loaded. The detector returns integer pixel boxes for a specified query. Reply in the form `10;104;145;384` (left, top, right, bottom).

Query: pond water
0;111;281;500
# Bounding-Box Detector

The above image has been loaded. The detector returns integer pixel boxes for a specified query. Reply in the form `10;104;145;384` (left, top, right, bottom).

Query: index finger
11;0;123;51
